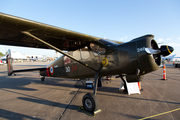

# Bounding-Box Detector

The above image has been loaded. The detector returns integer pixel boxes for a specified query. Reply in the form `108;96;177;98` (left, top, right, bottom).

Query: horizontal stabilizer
13;68;46;73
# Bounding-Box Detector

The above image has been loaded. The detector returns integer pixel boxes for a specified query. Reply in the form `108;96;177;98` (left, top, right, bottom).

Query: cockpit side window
90;43;106;56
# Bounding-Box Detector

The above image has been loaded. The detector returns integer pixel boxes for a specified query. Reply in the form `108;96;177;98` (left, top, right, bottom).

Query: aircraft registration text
137;47;145;53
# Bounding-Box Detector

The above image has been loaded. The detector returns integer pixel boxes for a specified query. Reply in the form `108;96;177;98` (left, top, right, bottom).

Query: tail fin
6;49;13;76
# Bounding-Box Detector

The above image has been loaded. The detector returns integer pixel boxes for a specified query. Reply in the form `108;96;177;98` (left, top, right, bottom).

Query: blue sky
0;0;180;57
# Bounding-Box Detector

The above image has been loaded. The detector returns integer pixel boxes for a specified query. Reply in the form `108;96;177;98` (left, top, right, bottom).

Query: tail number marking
65;66;70;72
137;47;145;52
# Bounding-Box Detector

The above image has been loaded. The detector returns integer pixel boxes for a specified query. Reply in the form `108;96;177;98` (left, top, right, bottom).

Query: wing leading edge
0;12;122;51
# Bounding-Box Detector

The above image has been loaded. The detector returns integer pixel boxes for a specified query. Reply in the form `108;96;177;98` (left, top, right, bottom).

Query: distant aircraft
0;13;173;113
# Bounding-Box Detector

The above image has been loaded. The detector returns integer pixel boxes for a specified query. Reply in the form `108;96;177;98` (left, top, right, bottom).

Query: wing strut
21;31;98;72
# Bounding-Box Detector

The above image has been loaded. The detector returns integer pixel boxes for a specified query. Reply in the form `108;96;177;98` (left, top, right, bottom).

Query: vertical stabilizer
6;49;13;76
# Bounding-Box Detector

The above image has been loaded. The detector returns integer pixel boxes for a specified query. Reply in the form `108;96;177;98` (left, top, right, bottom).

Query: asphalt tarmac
0;62;180;120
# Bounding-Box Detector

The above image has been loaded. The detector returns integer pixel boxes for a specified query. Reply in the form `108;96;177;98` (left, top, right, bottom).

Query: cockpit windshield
99;39;119;46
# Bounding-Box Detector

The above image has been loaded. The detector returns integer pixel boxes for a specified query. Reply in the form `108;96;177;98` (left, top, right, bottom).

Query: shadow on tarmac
98;91;180;105
0;76;38;91
0;109;41;120
18;97;79;111
0;71;7;74
0;75;77;91
1;74;180;106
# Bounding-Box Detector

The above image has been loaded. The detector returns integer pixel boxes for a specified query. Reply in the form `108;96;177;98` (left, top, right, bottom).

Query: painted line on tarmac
139;108;180;120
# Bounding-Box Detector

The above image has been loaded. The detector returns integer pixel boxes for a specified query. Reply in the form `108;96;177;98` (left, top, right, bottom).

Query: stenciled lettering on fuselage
65;65;78;73
64;56;71;73
65;66;70;72
137;47;145;53
63;55;78;73
71;65;77;71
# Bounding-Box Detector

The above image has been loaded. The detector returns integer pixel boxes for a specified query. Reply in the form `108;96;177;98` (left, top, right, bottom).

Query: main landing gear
41;76;45;81
82;93;98;112
82;71;101;114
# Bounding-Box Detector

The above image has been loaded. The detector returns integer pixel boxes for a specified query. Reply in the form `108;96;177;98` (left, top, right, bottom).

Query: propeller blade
145;45;174;57
145;48;161;54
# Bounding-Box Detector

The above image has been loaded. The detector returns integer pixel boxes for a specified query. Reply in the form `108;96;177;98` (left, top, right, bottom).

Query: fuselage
40;35;161;81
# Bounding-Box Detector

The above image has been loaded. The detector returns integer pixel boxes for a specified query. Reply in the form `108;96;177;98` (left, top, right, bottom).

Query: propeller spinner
159;45;174;56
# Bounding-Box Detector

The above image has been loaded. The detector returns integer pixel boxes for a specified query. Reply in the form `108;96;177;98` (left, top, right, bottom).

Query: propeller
145;45;174;57
145;48;161;54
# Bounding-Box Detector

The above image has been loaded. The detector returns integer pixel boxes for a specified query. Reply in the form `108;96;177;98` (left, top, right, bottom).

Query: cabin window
90;43;106;55
73;49;90;60
73;50;81;60
81;51;90;60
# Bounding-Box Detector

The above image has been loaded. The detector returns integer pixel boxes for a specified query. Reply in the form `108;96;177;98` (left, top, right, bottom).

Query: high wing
0;12;122;51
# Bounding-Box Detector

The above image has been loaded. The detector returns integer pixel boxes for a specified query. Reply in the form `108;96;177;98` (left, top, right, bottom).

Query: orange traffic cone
138;82;142;90
163;64;166;80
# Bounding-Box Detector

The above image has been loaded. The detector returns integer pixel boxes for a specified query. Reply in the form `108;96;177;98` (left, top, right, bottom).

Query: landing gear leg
120;75;128;92
82;72;101;114
41;76;45;81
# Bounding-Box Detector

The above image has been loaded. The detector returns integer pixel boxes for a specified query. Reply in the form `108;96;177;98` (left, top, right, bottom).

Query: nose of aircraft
168;46;174;53
160;45;174;56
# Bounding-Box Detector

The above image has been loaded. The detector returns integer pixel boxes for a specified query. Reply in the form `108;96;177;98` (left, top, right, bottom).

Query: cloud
167;42;180;47
119;36;128;41
157;38;164;43
178;37;180;40
167;38;172;41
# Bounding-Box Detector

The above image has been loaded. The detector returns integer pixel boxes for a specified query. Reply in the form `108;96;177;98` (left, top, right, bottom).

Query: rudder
6;49;13;76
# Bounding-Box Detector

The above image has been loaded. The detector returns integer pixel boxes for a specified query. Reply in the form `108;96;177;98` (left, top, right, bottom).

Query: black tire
175;64;178;68
41;76;45;81
82;93;98;112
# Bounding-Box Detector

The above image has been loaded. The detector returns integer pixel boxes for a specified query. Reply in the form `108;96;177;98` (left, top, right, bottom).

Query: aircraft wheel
41;76;45;81
82;93;98;112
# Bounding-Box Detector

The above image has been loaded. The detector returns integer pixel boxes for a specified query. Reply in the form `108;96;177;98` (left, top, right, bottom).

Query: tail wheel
41;76;45;81
82;93;98;112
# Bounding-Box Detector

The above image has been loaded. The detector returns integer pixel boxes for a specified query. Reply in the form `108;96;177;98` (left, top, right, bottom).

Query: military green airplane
0;13;174;113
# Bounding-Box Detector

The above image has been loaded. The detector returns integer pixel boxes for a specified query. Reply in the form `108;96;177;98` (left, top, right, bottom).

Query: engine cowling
118;34;173;82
